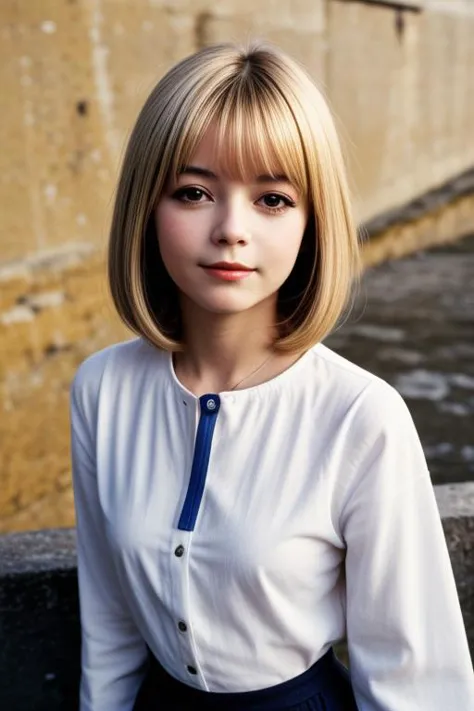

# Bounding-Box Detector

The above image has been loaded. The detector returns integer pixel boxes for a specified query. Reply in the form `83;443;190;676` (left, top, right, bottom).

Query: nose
211;199;251;246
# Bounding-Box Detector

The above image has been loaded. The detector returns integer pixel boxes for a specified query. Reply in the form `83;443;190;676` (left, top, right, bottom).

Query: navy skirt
133;648;358;710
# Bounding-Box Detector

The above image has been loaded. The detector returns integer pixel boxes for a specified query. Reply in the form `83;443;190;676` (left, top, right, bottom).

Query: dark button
187;665;197;675
174;545;185;558
178;620;187;632
200;394;221;415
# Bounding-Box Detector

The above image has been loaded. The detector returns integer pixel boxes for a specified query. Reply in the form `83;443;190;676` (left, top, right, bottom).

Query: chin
192;295;262;316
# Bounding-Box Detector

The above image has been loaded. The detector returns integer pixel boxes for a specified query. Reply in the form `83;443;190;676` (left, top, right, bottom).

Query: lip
201;262;255;282
204;261;254;271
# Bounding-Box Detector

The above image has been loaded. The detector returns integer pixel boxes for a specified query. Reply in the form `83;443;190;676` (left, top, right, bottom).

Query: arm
340;383;474;710
71;363;149;711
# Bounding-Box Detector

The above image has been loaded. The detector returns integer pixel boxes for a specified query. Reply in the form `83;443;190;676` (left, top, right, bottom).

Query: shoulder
310;343;408;413
308;343;417;442
310;342;383;388
71;337;136;396
70;337;164;416
309;347;429;517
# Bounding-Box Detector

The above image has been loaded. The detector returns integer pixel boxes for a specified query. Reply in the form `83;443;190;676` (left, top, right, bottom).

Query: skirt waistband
138;648;355;711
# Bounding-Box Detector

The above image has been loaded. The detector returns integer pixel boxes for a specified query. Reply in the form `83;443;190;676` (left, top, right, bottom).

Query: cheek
154;207;195;266
267;214;307;273
155;206;179;248
153;210;184;289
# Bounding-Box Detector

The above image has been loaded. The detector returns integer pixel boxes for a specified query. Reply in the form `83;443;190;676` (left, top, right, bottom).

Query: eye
257;193;296;212
172;187;211;204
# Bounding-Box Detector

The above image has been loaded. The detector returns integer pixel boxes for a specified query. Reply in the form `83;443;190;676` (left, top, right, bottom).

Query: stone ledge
0;529;80;711
0;527;77;575
362;165;474;239
0;484;473;710
435;482;474;518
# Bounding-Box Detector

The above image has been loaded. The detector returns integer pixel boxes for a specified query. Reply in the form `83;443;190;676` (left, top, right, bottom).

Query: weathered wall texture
1;0;474;532
328;0;474;219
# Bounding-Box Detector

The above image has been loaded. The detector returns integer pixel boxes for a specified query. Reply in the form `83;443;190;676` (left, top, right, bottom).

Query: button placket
170;529;203;684
170;396;220;687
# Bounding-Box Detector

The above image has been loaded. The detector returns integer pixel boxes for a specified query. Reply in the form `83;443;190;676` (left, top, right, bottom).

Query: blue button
201;394;220;414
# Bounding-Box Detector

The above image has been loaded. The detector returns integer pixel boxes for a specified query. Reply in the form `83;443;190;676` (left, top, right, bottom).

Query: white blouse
70;337;474;711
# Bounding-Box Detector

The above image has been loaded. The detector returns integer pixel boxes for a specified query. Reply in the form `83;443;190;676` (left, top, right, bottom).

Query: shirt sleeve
339;382;474;710
70;362;149;711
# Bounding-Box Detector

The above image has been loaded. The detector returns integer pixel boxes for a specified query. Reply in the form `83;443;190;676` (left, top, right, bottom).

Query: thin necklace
229;352;274;391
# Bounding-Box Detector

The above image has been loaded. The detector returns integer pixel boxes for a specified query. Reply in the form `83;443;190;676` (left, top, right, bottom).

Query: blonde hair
108;41;361;353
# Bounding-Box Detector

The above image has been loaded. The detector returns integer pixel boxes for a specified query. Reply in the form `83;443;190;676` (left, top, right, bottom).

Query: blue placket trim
177;394;221;532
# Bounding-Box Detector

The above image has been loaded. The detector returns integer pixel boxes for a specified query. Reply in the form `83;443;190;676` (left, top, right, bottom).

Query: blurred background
1;0;474;534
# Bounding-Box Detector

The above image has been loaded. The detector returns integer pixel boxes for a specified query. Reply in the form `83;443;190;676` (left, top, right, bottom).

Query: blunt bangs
170;79;309;201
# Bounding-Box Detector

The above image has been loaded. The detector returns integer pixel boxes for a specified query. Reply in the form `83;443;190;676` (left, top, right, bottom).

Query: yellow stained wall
1;0;474;532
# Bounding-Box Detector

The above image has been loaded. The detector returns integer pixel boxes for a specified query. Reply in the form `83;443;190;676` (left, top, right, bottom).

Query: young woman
70;42;474;710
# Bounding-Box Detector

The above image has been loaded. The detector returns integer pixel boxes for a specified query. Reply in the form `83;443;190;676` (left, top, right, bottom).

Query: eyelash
171;187;296;214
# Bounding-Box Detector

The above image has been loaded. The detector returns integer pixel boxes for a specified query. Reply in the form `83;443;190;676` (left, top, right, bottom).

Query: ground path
325;234;474;485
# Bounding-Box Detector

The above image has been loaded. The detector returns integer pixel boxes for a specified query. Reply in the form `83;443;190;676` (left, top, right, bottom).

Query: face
154;126;308;320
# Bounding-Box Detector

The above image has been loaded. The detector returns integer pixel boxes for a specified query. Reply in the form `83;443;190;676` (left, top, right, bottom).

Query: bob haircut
108;41;361;353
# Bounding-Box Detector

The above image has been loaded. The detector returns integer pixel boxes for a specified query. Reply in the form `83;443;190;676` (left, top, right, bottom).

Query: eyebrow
179;165;291;184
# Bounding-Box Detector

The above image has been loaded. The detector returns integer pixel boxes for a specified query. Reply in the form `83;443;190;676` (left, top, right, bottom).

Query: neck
174;296;278;394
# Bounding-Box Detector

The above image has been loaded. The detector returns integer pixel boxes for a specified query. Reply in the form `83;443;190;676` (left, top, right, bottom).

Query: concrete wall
2;0;474;260
1;0;474;532
1;482;473;710
328;0;474;219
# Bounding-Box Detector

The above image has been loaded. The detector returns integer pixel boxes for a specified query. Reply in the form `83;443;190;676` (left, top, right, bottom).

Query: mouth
201;262;256;282
204;261;254;271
